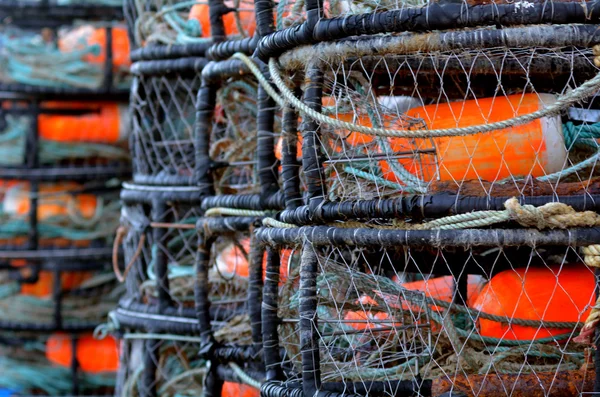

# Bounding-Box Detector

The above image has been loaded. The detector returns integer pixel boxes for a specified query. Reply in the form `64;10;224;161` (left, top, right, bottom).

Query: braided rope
204;207;267;217
231;53;600;139
575;244;600;344
229;362;261;389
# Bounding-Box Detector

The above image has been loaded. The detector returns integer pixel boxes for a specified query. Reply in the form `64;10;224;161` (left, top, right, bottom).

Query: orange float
58;25;130;69
472;266;595;340
276;94;567;185
403;275;486;311
189;2;256;38
3;182;98;221
215;238;290;282
20;270;92;297
223;381;259;397
46;333;119;373
38;101;127;144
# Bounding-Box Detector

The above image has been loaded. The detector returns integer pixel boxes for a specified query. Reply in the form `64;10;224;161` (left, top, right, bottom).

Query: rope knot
503;198;595;229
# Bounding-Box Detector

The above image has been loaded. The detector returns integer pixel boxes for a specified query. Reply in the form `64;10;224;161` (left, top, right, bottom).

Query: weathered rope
262;198;600;231
232;53;600;139
228;362;261;389
112;226;146;283
204;207;266;217
575;244;600;344
262;218;296;228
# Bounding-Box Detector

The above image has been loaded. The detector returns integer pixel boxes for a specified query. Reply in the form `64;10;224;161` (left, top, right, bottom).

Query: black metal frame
251;8;600;395
0;0;123;28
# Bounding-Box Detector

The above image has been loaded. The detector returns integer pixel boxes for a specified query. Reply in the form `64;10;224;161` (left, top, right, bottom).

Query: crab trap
111;186;269;397
236;1;600;396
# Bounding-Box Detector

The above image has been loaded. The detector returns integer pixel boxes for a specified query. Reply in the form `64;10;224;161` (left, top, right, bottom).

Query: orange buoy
473;266;595;340
189;2;256;38
381;93;567;184
38;101;128;144
58;25;130;69
403;275;487;311
215;238;290;282
222;381;259;397
277;94;567;185
20;270;92;297
46;333;119;373
3;182;98;221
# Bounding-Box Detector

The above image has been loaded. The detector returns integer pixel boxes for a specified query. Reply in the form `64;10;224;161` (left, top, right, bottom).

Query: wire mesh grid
118;190;257;342
246;15;600;397
270;27;600;207
255;227;600;396
130;66;203;185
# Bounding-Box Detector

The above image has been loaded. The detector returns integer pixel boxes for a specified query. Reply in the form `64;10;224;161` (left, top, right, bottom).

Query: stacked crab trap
108;0;600;397
0;1;130;395
252;2;600;397
110;1;269;396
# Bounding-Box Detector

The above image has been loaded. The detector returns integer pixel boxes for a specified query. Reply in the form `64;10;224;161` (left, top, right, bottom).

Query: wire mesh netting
115;335;207;396
210;79;268;194
130;70;201;185
271;27;600;203
119;194;254;340
249;18;600;397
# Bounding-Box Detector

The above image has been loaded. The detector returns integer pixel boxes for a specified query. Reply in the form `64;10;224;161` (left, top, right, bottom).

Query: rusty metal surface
431;370;595;397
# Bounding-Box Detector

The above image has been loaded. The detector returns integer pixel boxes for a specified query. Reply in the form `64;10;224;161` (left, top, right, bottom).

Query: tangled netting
0;335;115;395
0;23;130;89
128;0;255;47
119;199;253;342
0;181;121;243
0;270;123;327
116;336;207;396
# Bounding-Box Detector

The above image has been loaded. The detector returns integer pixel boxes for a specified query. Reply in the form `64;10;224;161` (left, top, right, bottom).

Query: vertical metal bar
195;81;217;195
262;246;283;381
152;199;172;313
281;104;302;210
140;339;158;397
300;244;321;396
70;335;80;396
52;267;62;330
103;26;114;92
301;66;325;215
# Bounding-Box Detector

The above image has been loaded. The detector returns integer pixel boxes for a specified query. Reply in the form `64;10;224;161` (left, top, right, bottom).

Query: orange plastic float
46;333;119;373
215;238;291;282
403;275;487;311
276;94;567;185
189;2;256;38
472;266;595;340
38;101;128;144
58;25;130;69
3;182;98;221
20;271;92;297
223;381;259;397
